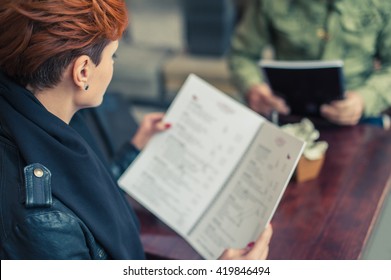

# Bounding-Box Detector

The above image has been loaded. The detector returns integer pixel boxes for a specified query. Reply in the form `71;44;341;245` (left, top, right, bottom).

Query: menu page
118;74;262;234
188;122;305;259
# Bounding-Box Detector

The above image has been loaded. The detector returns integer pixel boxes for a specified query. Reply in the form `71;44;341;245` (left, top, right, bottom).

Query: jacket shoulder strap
23;163;52;208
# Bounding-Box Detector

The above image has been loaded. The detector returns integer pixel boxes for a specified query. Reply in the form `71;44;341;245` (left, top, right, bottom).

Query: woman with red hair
0;0;272;259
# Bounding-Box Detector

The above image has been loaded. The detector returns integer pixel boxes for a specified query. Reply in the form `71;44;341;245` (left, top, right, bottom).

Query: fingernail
165;123;171;129
247;241;255;248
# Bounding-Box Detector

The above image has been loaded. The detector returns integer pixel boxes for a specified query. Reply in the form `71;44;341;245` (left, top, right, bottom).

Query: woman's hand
219;224;273;260
131;112;170;150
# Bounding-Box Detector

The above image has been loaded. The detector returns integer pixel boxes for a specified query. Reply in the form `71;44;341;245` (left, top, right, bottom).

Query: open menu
118;74;305;259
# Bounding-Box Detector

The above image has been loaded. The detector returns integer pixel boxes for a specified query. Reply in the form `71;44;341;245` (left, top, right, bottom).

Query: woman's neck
27;81;78;124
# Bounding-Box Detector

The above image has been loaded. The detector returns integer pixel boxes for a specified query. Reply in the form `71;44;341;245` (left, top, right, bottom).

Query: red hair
0;0;128;89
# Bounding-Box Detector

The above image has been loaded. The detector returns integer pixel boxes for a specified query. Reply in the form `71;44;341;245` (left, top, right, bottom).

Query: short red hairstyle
0;0;128;89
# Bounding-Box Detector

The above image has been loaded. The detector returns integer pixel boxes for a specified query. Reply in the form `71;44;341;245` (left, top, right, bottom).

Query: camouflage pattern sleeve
227;0;269;96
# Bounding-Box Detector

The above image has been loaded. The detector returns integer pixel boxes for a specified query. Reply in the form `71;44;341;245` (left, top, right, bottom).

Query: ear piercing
84;84;89;91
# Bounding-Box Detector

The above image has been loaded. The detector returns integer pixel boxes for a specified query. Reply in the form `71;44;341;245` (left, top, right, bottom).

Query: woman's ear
72;55;93;91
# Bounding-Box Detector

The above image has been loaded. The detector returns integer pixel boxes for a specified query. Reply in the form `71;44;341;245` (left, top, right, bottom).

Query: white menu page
118;74;305;259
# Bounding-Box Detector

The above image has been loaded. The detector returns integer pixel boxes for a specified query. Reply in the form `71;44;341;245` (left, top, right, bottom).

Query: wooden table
127;124;391;259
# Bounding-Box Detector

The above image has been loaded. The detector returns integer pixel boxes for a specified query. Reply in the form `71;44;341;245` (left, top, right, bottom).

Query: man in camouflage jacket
228;0;391;125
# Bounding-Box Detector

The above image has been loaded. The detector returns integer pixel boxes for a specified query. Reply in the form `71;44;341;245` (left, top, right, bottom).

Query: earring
84;84;89;91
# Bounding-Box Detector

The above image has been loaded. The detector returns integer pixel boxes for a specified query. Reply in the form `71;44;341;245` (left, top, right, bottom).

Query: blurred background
107;0;248;121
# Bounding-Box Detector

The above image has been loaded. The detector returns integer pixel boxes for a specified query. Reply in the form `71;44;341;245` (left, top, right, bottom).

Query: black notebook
259;60;345;117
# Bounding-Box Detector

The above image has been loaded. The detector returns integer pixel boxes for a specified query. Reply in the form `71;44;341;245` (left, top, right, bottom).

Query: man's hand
246;83;290;117
320;92;364;125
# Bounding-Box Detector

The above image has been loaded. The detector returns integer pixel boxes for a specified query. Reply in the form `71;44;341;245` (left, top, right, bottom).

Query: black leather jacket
0;121;140;259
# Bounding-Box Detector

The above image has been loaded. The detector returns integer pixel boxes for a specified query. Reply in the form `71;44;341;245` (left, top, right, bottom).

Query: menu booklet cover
260;60;345;117
118;74;305;259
